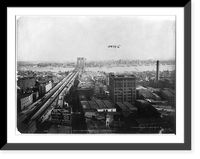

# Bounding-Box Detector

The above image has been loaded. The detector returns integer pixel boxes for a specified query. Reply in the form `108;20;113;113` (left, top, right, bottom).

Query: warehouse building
123;102;137;118
80;101;96;119
88;101;99;110
109;73;136;105
102;100;116;112
115;102;130;117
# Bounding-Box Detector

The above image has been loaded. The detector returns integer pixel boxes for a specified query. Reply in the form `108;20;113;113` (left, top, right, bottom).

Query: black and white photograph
3;2;194;153
16;15;176;134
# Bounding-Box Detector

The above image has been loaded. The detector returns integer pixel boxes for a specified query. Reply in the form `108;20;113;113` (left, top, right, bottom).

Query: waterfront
18;64;175;73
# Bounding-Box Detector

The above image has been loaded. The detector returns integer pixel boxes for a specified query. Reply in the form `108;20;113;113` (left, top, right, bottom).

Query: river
18;64;175;73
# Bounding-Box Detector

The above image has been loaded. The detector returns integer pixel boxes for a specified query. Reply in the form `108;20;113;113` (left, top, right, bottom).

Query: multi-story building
105;73;110;86
17;78;36;91
109;73;136;105
45;81;53;93
32;91;39;102
17;93;33;113
39;84;46;98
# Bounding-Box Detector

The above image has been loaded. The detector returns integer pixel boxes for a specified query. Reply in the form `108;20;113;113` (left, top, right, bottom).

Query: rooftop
123;102;137;110
136;85;147;90
145;99;169;105
161;89;174;97
95;100;107;109
80;101;91;110
102;100;114;109
136;100;149;105
151;105;175;110
168;89;175;95
139;89;156;99
88;101;99;109
115;102;129;110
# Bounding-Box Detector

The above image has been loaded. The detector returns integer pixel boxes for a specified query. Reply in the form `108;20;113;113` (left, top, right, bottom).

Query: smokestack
156;60;160;80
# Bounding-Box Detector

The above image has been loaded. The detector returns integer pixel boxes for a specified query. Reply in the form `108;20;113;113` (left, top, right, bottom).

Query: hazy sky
17;16;175;62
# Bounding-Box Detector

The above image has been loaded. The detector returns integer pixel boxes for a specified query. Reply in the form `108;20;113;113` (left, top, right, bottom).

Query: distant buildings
109;73;136;105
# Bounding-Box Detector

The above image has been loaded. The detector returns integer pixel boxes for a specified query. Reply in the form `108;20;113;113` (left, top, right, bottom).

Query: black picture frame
2;2;191;150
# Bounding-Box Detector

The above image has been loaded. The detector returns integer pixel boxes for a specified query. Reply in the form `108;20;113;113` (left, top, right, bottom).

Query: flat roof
139;89;155;99
123;102;137;110
95;100;107;109
169;89;175;95
151;105;174;109
102;100;114;109
115;102;129;110
88;101;99;109
136;100;149;104
80;101;91;109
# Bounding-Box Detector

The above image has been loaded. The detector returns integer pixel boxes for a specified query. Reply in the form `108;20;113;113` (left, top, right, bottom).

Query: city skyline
17;16;175;62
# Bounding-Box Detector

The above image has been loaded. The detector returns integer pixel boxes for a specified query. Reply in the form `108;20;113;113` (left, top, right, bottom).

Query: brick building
109;73;136;105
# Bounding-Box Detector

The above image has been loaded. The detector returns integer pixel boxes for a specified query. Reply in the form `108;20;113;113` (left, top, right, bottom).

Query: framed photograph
3;2;191;150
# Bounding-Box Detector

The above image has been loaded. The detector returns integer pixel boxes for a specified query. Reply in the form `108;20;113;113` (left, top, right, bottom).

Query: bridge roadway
17;67;81;133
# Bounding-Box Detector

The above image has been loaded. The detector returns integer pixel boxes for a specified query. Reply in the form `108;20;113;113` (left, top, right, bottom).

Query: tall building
109;73;136;105
105;73;110;86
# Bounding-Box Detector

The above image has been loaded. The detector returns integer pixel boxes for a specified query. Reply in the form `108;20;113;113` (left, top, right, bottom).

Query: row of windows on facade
18;80;35;85
19;82;35;86
21;100;32;108
114;97;136;101
111;79;135;82
113;87;135;90
114;84;136;87
109;80;135;83
114;93;135;97
114;90;136;94
20;97;33;108
114;99;134;103
114;96;135;100
115;95;135;99
19;82;35;85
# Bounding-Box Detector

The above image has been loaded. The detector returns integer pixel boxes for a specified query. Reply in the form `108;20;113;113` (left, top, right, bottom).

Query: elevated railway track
17;67;80;133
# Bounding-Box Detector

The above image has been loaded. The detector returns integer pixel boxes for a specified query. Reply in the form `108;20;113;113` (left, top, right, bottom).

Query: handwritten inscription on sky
108;45;121;48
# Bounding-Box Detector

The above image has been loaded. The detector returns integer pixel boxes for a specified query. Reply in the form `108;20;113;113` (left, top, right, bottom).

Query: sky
17;16;175;62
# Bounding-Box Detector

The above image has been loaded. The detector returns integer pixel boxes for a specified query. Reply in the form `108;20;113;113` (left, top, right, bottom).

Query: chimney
156;60;160;80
